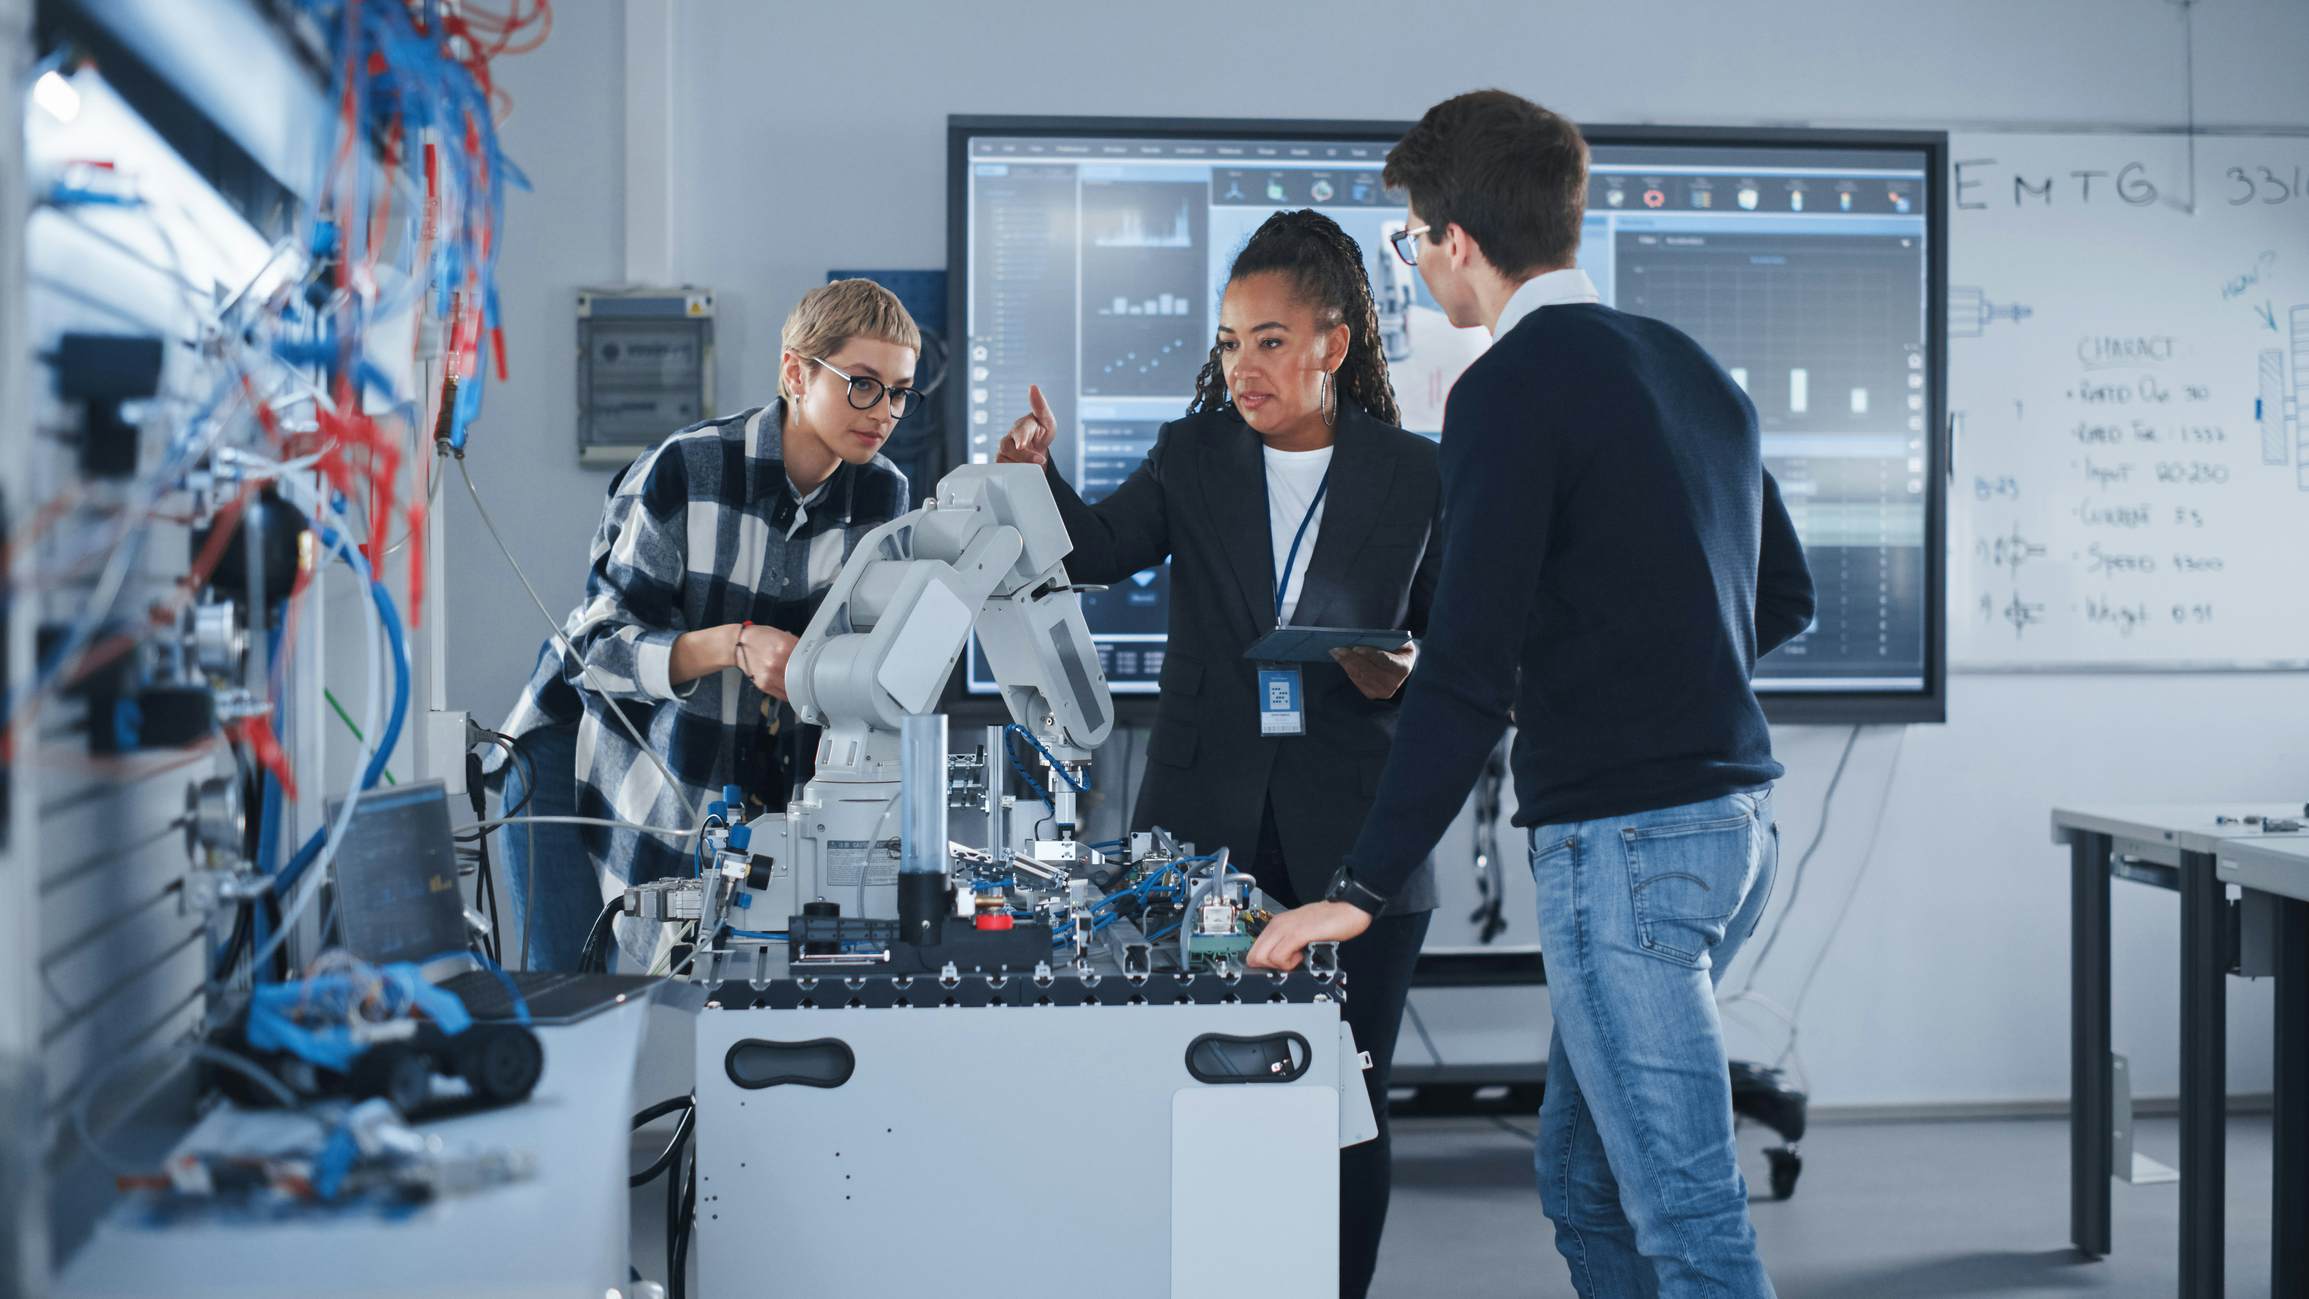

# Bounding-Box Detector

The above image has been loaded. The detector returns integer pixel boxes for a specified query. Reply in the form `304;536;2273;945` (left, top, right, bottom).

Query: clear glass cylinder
899;713;949;877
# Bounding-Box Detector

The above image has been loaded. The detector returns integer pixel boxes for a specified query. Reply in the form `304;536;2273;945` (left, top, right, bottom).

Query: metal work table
2218;830;2309;905
2219;830;2309;1299
2052;802;2309;1299
55;999;658;1299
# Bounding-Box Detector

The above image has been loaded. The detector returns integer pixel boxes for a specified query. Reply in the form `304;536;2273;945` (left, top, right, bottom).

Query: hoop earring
1321;371;1337;428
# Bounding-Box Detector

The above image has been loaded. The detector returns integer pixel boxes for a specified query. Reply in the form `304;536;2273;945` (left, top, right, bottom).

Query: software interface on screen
960;131;1934;698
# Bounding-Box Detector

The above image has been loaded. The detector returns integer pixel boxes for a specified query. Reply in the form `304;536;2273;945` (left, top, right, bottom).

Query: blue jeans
497;721;604;971
1530;788;1779;1299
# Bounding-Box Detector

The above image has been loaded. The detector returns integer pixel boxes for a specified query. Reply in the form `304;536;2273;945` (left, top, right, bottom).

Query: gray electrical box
576;287;715;466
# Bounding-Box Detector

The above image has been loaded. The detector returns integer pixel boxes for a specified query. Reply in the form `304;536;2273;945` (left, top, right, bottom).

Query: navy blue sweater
1343;302;1815;901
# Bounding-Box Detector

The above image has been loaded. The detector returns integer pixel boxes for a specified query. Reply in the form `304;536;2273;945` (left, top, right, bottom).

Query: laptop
328;780;659;1024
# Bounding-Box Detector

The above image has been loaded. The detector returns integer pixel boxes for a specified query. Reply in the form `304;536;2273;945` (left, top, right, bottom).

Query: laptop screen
328;780;470;967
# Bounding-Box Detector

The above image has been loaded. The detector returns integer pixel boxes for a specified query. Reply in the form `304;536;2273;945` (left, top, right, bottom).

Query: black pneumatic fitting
52;333;165;480
192;487;309;608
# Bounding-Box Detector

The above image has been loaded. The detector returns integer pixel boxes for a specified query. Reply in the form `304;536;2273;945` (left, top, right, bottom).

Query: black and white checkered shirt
492;399;908;892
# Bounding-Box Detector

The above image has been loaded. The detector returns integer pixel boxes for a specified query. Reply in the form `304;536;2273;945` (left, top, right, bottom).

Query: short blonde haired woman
491;279;923;969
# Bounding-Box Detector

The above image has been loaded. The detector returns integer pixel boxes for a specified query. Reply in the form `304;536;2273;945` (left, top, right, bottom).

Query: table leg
2178;849;2226;1298
2274;894;2308;1299
2072;831;2112;1258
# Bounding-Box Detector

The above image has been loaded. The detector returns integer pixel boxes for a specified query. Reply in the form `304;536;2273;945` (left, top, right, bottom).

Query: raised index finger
1028;383;1056;432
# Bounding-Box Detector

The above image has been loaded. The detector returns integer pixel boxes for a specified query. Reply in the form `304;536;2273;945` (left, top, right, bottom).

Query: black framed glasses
1389;223;1433;267
813;356;921;420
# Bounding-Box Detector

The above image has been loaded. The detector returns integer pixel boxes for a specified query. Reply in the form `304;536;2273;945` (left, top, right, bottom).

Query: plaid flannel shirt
491;400;908;898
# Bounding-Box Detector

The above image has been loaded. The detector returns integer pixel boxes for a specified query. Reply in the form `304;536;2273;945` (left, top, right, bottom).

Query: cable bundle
10;3;549;989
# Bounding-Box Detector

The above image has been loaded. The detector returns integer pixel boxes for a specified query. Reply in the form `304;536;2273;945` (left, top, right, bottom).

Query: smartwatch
1322;866;1390;916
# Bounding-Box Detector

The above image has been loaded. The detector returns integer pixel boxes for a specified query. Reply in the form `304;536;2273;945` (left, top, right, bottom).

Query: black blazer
1045;401;1442;914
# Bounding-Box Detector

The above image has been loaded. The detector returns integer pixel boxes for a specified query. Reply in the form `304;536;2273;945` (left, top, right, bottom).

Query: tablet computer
1242;626;1413;663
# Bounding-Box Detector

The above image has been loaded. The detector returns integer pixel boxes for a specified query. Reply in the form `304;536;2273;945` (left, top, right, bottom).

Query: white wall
446;0;2309;1107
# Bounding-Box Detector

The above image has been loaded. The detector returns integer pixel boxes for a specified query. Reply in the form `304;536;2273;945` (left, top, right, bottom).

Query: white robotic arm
783;462;1114;788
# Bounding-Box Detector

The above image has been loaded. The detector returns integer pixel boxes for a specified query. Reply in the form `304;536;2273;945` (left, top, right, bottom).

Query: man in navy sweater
1248;91;1814;1297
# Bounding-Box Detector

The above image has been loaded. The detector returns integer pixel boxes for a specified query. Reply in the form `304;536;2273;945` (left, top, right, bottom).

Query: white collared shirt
1491;267;1602;339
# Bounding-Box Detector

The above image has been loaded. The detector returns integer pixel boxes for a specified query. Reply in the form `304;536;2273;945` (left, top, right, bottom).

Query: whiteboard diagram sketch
1947;134;2309;669
2293;304;2307;491
2260;345;2288;467
1949;285;2033;338
2250;304;2308;490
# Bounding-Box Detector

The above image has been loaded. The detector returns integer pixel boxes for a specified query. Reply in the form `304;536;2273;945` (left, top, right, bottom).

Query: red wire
0;490;81;583
180;486;262;601
405;501;427;630
330;0;361;295
454;0;551;54
229;714;299;803
363;116;400;286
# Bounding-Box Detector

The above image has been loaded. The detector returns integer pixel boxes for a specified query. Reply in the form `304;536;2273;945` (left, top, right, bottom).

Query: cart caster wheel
1765;1146;1802;1200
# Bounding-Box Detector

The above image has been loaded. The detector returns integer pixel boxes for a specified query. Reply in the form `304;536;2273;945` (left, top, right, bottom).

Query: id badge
1257;665;1305;737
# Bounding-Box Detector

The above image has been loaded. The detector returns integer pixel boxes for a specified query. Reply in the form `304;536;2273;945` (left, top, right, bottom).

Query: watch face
1325;869;1386;913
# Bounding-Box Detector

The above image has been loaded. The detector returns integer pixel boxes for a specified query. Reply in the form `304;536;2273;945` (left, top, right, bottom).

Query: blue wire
725;929;790;943
276;834;325;897
1087;862;1185;925
268;531;409;906
47;185;142;207
1050;912;1119;947
248;768;281;970
1001;729;1053;805
1004;723;1090;794
351;550;411;795
223;624;291;978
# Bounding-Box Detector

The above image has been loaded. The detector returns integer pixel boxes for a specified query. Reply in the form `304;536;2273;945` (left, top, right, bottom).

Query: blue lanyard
1273;468;1332;623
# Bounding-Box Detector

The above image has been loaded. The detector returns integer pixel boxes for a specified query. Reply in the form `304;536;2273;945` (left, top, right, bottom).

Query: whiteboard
1947;132;2309;670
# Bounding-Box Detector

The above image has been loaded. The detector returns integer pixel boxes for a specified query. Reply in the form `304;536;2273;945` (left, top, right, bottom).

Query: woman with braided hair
1001;208;1440;1298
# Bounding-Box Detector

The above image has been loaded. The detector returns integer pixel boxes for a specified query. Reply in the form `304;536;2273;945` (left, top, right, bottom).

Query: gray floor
1370;1113;2276;1297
